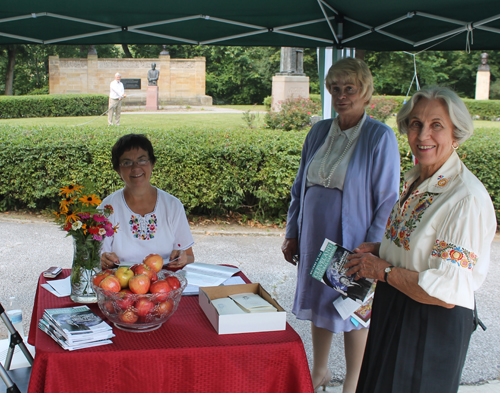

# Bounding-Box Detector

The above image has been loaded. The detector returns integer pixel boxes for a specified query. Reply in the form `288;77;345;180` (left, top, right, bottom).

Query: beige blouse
306;113;366;190
380;151;497;309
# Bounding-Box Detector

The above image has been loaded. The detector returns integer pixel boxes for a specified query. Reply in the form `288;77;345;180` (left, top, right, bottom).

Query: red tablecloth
28;270;313;393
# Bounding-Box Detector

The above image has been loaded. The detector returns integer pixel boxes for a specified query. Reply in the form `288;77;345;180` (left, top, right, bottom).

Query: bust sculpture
478;53;490;71
147;63;160;86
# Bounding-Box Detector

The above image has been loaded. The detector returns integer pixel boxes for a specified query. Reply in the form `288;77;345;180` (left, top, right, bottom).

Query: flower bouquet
54;184;118;303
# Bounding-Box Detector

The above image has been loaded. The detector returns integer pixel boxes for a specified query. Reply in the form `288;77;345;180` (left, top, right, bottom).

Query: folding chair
0;303;34;393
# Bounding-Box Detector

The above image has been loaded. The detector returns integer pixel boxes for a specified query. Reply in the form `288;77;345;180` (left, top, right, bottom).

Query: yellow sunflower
59;184;84;197
60;196;76;209
65;212;80;223
79;194;102;207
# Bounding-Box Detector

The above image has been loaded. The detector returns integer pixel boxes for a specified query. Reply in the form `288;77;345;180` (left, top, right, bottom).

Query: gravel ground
1;216;499;388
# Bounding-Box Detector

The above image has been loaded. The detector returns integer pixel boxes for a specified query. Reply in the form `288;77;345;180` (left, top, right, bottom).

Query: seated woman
100;133;194;270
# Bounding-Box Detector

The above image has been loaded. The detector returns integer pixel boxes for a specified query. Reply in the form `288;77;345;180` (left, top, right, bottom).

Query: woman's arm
345;252;455;309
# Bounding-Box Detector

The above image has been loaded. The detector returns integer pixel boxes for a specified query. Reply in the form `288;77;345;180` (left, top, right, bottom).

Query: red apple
99;275;121;292
134;298;155;317
128;274;151;294
143;253;164;273
165;276;181;290
103;300;115;314
119;310;138;324
134;264;156;281
156;299;174;316
115;289;135;310
150;280;172;302
114;266;134;289
93;270;112;287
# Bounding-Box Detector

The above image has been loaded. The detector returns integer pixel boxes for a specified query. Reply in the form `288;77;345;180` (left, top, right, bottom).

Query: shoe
314;369;332;392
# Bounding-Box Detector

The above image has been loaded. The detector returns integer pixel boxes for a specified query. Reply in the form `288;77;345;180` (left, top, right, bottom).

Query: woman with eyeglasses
281;58;400;392
100;133;194;270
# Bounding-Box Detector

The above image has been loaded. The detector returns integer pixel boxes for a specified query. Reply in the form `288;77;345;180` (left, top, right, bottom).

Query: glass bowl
93;269;187;332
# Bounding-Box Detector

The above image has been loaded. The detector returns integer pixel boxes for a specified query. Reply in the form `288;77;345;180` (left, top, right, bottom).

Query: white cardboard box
199;283;287;335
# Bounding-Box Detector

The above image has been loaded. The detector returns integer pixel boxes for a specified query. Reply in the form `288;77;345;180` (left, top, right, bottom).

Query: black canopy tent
1;0;499;113
1;0;499;50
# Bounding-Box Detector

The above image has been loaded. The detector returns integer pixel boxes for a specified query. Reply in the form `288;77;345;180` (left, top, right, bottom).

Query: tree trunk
122;44;133;58
4;45;16;95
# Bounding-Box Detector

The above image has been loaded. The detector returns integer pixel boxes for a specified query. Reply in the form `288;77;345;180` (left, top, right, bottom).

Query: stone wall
49;54;212;106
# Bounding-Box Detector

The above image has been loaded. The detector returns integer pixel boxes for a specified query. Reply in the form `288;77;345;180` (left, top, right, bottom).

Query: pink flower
105;228;115;237
370;115;373;118
92;234;103;241
93;214;106;222
78;213;91;220
307;112;311;115
371;105;375;108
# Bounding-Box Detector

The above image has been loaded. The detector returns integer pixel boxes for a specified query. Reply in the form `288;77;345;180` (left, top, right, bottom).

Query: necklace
319;118;362;188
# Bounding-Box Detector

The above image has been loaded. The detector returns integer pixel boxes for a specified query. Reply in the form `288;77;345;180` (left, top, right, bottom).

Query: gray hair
115;73;121;77
397;86;473;145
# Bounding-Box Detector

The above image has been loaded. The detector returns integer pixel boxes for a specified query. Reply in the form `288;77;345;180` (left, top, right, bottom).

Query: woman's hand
169;247;194;269
345;251;390;281
281;238;299;265
352;242;381;257
101;252;120;270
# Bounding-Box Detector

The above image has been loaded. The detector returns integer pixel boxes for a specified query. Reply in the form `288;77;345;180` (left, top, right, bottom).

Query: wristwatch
384;266;394;283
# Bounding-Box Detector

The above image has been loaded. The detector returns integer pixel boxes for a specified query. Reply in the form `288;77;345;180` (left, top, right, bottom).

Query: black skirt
356;281;474;393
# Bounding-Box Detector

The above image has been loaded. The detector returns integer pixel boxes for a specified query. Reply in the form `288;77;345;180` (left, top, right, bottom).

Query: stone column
158;49;171;106
271;47;309;111
48;56;60;94
475;52;490;100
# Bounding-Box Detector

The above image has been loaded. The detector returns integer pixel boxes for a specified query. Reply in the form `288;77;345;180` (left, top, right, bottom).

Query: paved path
0;216;498;392
122;105;266;115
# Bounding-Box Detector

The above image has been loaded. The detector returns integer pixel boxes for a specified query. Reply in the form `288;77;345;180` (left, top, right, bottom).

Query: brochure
180;263;241;295
229;293;277;313
310;238;374;304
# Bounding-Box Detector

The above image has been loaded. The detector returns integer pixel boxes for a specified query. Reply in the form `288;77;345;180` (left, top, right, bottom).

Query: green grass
215;105;266;112
0;113;266;129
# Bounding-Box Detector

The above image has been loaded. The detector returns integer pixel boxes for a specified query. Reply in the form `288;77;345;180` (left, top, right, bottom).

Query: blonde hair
397;86;473;145
324;57;374;104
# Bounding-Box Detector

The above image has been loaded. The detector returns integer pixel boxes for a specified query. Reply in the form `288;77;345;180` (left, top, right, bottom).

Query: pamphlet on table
180;263;241;295
41;275;71;297
39;305;114;350
310;238;374;304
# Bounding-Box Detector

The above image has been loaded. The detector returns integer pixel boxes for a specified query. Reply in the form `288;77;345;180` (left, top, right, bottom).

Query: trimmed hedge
0;94;108;119
0;125;499;223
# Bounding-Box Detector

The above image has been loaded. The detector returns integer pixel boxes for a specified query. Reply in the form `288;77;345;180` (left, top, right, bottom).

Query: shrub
0;94;108;118
28;87;49;95
366;96;399;123
1;125;499;224
264;97;321;131
263;96;272;110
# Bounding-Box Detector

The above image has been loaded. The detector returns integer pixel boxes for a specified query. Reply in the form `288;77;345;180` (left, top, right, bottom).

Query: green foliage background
1;125;499;224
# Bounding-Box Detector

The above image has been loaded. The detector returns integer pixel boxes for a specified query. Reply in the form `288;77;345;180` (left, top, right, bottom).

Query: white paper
212;298;246;315
221;276;246;286
333;296;360;320
182;274;246;296
42;276;71;297
181;263;240;287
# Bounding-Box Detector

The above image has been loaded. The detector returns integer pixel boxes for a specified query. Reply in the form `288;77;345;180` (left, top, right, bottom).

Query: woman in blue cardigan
281;58;400;392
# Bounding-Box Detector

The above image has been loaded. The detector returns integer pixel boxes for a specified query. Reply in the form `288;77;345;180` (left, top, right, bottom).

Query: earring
452;143;459;150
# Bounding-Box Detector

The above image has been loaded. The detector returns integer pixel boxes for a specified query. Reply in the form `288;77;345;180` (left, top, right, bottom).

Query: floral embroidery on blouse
129;214;157;240
436;175;448;188
431;239;478;270
385;192;438;250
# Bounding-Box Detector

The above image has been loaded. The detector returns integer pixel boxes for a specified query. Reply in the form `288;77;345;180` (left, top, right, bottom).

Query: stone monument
475;52;490;100
271;47;309;111
146;63;159;110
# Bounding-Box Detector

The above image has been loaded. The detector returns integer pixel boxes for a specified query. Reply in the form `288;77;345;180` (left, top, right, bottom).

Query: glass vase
70;237;102;303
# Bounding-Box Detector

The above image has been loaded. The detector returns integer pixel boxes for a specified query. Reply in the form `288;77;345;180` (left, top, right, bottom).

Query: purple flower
93;214;107;222
105;229;115;237
92;234;103;241
78;213;91;220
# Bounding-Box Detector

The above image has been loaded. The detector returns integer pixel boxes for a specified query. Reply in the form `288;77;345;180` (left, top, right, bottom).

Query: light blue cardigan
285;116;401;251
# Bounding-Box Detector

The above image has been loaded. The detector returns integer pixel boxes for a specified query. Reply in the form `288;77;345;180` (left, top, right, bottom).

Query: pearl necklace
319;118;362;188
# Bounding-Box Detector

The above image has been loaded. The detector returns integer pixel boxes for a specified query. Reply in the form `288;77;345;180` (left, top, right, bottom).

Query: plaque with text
121;78;141;89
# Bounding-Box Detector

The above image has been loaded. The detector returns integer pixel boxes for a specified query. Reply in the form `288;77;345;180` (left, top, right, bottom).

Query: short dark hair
111;134;157;171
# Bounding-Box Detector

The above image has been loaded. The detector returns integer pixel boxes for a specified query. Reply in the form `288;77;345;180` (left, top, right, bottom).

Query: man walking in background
108;73;126;126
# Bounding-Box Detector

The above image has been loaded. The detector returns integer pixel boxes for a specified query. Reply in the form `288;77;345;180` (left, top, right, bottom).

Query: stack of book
212;293;277;315
39;305;114;351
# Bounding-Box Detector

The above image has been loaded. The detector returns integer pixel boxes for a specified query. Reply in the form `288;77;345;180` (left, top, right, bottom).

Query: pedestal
271;75;309;112
146;86;159;110
475;70;490;100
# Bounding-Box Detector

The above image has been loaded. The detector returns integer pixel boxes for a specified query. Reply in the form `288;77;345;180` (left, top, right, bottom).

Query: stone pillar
146;86;159;110
158;51;170;106
87;54;98;94
271;47;309;111
49;56;60;94
475;53;491;100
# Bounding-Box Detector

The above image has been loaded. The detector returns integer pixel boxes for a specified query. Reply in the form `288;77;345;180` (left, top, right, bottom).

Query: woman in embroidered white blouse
100;134;194;270
345;86;496;393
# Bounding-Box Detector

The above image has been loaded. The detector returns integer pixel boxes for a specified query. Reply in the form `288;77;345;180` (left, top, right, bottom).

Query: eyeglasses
119;159;150;168
329;85;359;96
